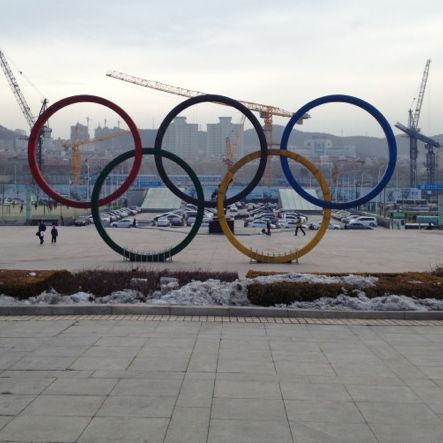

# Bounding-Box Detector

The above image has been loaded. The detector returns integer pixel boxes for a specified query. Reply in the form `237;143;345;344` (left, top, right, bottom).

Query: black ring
154;94;268;208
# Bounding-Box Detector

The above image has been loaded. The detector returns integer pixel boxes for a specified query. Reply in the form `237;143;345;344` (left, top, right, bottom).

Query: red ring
28;95;142;209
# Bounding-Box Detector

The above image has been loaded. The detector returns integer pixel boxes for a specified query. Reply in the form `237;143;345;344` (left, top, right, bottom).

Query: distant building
163;117;199;160
293;136;356;160
206;117;244;160
70;123;89;142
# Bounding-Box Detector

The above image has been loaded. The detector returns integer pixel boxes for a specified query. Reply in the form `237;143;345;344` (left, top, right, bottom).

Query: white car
249;220;277;229
111;218;134;228
347;216;378;228
156;217;171;227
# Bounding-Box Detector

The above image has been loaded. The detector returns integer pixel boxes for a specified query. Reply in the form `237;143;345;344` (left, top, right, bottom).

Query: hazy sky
1;0;442;139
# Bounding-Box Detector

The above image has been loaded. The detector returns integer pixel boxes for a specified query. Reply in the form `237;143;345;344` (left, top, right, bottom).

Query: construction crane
0;49;51;167
63;128;129;184
223;114;246;171
106;71;308;185
395;60;440;187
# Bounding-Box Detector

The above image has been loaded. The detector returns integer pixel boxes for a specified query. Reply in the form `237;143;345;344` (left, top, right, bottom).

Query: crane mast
395;59;439;187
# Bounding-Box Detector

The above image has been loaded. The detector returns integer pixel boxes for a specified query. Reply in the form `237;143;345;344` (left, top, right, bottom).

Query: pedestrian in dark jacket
51;224;58;244
294;216;306;236
37;221;46;245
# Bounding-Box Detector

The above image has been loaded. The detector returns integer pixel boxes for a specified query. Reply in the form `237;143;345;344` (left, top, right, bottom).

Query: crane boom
411;59;431;129
106;70;294;118
0;49;35;128
106;69;309;186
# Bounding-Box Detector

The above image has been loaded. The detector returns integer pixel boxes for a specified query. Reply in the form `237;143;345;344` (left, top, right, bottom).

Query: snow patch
0;272;442;311
149;279;248;305
253;273;378;289
280;289;443;311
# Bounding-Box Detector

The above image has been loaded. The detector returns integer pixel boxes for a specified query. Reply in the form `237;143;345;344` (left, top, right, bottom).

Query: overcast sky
1;0;442;140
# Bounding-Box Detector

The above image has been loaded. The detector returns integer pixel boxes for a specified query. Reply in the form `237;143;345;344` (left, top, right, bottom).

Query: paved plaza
0;316;442;442
0;225;442;275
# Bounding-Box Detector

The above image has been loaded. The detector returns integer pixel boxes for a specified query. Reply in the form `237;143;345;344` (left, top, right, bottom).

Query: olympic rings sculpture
28;93;397;263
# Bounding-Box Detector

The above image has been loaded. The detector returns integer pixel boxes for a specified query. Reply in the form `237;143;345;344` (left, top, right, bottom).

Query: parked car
156;217;171;227
73;217;90;226
341;214;360;223
347;216;378;228
344;222;373;230
111;218;134;228
248;220;277;229
169;216;185;226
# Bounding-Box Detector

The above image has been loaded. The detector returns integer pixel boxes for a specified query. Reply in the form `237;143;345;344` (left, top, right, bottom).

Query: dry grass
0;268;238;299
246;270;443;306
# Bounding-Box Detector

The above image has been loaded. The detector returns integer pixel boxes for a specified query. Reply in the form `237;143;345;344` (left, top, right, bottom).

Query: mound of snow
281;289;443;311
253;273;378;289
149;279;249;305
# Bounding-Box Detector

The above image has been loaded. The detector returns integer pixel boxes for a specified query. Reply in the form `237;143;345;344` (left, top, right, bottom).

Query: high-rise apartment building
162;117;199;160
206;117;244;160
70;123;89;142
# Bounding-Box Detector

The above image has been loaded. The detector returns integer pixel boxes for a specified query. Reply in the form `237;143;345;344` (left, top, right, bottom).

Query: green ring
91;148;204;262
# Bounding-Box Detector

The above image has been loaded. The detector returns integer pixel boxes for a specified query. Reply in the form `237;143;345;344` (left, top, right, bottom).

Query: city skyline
1;0;442;139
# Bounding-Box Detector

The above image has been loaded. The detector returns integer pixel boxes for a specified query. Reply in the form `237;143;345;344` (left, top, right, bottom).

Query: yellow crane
63;128;128;184
106;71;308;185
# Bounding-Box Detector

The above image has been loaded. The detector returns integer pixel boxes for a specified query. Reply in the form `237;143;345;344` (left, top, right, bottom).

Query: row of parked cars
74;206;141;227
332;210;378;230
243;204;310;229
152;204;216;227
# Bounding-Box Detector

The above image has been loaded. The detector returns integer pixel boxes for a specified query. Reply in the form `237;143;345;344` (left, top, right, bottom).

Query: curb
0;304;442;320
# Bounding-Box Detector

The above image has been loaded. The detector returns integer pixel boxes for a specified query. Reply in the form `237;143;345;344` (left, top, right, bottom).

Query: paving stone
164;407;210;443
214;379;281;399
370;422;443;443
276;361;336;377
129;356;189;372
97;395;175;418
0;351;28;370
95;336;148;347
111;378;182;397
78;416;169;442
357;401;442;424
217;358;276;374
280;382;352;401
0;415;89;442
0;377;54;395
91;369;184;380
29;345;88;358
0;394;35;415
290;421;378;442
43;378;118;396
21;394;104;417
347;384;422;403
8;356;77;371
212;397;286;421
70;356;133;371
1;369;93;378
284;399;365;423
208;419;292;443
177;375;214;407
0;415;12;431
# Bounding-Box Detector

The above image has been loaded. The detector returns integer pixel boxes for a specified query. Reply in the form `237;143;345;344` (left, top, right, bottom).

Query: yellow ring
216;149;332;263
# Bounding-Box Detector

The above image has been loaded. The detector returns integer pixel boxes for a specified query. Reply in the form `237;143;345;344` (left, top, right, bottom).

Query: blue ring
280;94;397;210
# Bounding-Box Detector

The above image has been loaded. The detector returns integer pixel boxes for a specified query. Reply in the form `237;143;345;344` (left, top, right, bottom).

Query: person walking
37;221;46;245
51;223;58;244
266;220;271;236
294;216;306;236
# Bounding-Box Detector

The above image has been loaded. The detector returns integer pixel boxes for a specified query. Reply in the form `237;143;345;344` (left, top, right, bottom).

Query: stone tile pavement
0;316;443;442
